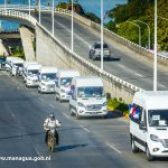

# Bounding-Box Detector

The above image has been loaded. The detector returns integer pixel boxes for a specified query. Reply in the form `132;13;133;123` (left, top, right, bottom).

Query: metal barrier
0;9;37;26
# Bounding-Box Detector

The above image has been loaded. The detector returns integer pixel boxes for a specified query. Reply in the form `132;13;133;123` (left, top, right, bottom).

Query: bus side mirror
139;121;147;131
68;90;73;96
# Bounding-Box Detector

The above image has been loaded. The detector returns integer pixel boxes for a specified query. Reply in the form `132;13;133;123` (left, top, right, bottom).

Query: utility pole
100;0;104;70
52;0;55;36
29;0;31;19
71;0;74;52
153;0;157;91
39;0;41;24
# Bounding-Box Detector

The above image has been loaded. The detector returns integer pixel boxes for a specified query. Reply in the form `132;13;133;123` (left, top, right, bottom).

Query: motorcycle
47;129;57;152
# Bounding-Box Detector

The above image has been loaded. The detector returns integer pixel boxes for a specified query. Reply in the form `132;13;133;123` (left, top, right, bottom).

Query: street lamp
71;0;74;52
153;0;157;91
4;0;6;10
100;0;104;70
127;21;141;46
38;0;41;24
135;20;151;49
29;0;31;19
51;0;55;36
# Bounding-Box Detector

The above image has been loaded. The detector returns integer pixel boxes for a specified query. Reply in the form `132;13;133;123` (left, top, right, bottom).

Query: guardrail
0;9;37;26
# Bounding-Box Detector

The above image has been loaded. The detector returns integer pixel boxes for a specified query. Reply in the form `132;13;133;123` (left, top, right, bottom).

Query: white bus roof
27;64;41;70
39;67;57;74
57;69;80;78
72;76;103;87
6;57;24;63
133;91;168;110
24;61;38;67
11;58;24;64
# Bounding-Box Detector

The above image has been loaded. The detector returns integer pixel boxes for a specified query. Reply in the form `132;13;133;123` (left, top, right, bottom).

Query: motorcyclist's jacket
43;118;61;131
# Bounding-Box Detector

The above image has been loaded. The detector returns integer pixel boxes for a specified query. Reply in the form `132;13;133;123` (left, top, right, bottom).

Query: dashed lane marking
106;142;122;154
63;112;71;120
80;125;91;133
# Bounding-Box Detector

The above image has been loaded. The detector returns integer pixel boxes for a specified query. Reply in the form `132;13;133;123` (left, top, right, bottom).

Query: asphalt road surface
33;12;168;91
0;71;168;168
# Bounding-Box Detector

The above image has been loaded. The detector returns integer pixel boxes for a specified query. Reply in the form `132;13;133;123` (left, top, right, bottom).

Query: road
0;71;168;167
33;12;168;91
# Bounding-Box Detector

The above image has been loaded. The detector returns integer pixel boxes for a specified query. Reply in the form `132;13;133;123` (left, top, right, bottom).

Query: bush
107;98;129;115
85;12;100;23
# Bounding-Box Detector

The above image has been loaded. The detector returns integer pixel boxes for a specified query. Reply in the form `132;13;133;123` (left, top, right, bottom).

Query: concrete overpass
1;8;168;102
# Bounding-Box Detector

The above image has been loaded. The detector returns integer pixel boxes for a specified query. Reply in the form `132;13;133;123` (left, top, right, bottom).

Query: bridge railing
0;9;37;26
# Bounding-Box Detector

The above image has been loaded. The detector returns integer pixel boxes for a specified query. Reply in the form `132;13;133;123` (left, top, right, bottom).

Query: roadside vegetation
106;0;168;50
10;46;25;59
57;0;168;51
107;97;129;118
56;1;100;23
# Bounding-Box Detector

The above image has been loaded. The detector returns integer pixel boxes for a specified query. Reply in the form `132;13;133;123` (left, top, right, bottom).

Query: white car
25;64;41;87
22;61;38;82
69;76;107;119
130;91;168;161
55;69;80;102
89;42;111;60
10;58;24;76
38;67;57;93
5;57;24;74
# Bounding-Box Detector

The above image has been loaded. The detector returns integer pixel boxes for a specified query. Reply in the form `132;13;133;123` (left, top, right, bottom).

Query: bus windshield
148;110;168;127
77;87;103;98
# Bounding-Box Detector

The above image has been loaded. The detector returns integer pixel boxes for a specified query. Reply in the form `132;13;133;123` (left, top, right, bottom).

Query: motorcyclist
43;113;61;145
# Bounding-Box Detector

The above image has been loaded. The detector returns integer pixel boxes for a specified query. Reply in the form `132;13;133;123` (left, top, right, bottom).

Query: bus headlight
150;134;160;142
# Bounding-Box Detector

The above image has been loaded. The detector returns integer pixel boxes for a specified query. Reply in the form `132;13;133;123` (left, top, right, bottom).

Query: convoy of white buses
3;56;168;161
4;58;107;119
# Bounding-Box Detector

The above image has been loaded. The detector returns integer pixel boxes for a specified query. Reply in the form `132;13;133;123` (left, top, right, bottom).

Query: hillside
106;0;168;50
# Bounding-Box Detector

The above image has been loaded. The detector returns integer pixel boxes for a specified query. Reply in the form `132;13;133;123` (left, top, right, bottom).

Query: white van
55;69;80;102
25;64;41;87
69;76;107;119
10;58;24;76
38;67;57;93
22;61;38;82
5;57;16;71
130;91;168;161
5;57;24;74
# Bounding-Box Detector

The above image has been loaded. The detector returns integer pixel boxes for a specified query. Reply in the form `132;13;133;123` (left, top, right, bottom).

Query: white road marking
63;112;70;119
49;103;55;108
34;146;43;157
134;72;144;77
106;142;122;154
118;64;144;78
54;19;90;47
80;125;91;133
11;112;16;120
158;83;167;88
